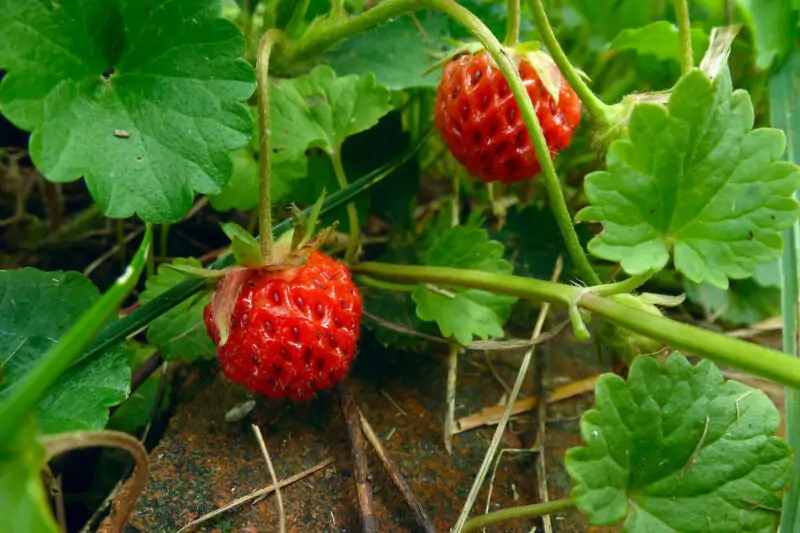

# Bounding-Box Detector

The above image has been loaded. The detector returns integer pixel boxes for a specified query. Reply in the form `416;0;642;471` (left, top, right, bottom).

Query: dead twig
252;425;286;533
338;380;379;533
176;458;333;533
451;257;562;533
454;375;599;434
533;337;552;533
444;341;459;454
43;430;150;533
358;410;438;533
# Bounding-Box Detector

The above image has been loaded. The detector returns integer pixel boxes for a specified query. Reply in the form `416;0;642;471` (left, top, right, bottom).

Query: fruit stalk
505;0;521;47
331;150;361;263
527;0;611;123
350;261;800;389
257;30;280;261
460;498;575;532
673;0;694;75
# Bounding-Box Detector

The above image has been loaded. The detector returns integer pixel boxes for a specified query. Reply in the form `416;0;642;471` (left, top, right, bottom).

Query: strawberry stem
527;0;612;123
350;261;800;391
504;0;520;47
673;0;694;76
331;150;361;263
256;30;281;262
461;498;576;532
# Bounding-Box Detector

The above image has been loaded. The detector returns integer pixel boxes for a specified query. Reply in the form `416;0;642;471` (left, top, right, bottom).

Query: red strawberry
203;251;362;402
434;50;581;184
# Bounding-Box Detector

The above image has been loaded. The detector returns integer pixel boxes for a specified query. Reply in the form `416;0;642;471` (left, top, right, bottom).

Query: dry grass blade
451;256;563;533
358;410;438;533
338;380;379;533
444;341;459;454
175;458;333;533
252;424;286;533
454;375;599;434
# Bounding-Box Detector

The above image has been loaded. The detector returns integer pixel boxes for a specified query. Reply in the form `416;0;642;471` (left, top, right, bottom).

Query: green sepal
221;222;263;268
162;264;228;279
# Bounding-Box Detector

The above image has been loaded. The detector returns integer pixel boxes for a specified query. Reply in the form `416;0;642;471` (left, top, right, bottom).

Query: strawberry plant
0;0;798;532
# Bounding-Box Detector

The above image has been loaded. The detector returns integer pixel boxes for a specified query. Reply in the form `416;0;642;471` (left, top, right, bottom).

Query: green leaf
269;66;393;200
684;277;781;326
209;148;260;212
577;68;800;288
0;419;59;533
565;353;790;532
611;21;709;64
739;0;796;70
139;258;215;362
325;12;450;90
0;269;130;434
491;205;589;280
272;65;393;154
570;0;657;44
412;225;518;345
0;0;255;223
221;222;262;267
107;342;170;433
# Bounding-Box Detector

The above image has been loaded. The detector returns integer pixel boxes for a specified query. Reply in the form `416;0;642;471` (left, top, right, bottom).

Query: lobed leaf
139;258;215;361
577;68;800;288
566;352;790;532
611;21;709;64
0;269;129;434
0;0;255;222
412;224;517;345
684;277;780;326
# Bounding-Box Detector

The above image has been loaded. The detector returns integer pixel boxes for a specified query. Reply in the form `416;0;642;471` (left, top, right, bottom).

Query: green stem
590;271;653;297
273;0;600;284
355;275;416;292
673;0;694;76
461;498;575;532
257;30;280;262
0;227;152;442
527;0;611;121
350;262;800;389
160;223;170;260
331;0;346;18
330;150;360;263
504;0;520;47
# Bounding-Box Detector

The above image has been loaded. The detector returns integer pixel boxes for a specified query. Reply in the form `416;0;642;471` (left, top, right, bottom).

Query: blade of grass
774;50;800;533
0;226;153;441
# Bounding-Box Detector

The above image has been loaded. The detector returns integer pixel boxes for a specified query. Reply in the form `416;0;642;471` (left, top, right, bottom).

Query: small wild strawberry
204;250;362;401
434;50;581;184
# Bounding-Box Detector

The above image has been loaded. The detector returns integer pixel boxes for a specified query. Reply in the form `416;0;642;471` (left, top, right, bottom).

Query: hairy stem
44;430;149;533
355;275;417;292
257;31;280;261
527;0;611;121
273;0;599;283
331;150;361;263
673;0;694;75
505;0;520;47
461;498;575;532
350;261;800;389
331;0;346;18
590;271;653;297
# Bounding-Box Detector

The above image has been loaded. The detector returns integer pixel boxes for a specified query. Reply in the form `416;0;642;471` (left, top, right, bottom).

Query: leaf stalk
673;0;694;76
256;30;281;262
505;0;521;47
330;150;361;263
527;0;612;122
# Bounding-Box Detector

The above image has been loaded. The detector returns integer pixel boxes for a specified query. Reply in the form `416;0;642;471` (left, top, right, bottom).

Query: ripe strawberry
434;50;581;184
203;250;362;402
